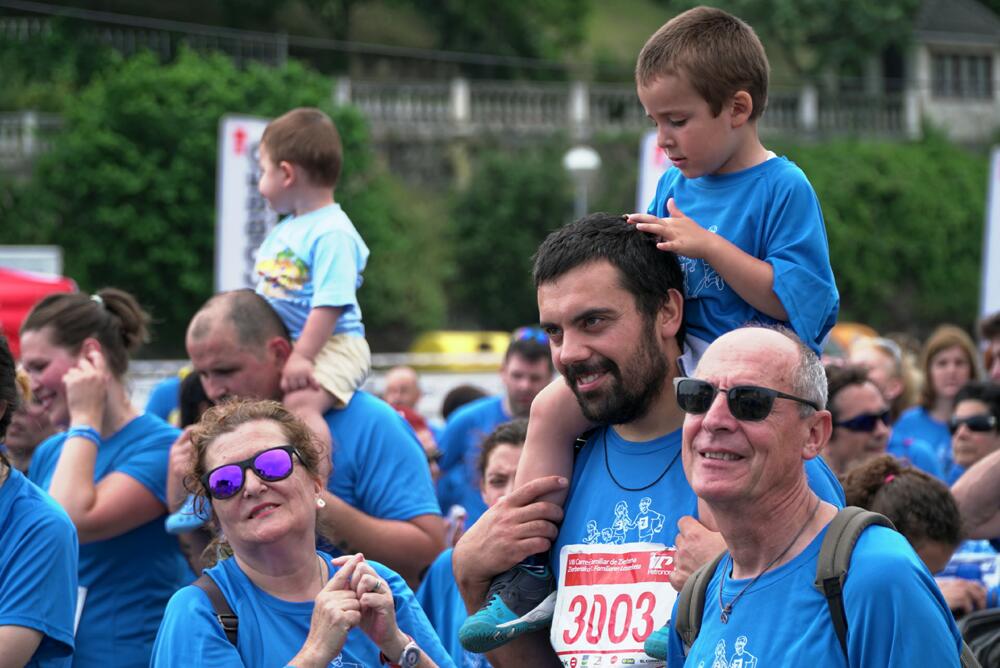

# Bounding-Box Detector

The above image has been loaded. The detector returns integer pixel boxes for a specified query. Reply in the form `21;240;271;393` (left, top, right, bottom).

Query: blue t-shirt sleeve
144;376;181;421
310;229;361;311
374;562;457;668
335;400;440;521
356;420;440;520
844;528;962;666
438;409;473;473
0;500;78;661
762;173;838;353
150;586;244;667
115;426;180;505
805;456;846;507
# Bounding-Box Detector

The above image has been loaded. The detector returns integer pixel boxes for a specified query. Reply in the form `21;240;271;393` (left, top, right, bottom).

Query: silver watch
397;640;420;668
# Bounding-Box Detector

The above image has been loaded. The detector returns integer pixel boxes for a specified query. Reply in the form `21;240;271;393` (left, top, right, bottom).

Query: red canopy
0;267;77;358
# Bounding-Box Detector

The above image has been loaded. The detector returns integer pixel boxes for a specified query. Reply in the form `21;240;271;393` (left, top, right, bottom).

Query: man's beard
563;325;668;425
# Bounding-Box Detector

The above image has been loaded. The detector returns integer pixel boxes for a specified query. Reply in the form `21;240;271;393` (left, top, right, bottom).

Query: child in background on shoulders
254;107;371;467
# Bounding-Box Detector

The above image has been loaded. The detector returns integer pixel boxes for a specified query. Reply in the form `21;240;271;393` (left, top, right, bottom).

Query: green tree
2;49;446;354
654;0;921;80
450;145;573;330
774;133;987;335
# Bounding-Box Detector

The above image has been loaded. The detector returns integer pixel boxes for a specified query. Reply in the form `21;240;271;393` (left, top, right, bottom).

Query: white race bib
551;542;677;667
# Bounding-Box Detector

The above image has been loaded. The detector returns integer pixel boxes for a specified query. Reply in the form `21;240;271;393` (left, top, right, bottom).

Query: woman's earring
316;496;327;509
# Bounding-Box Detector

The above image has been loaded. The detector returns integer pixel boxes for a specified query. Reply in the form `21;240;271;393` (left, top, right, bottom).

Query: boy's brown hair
261;107;342;188
636;6;769;121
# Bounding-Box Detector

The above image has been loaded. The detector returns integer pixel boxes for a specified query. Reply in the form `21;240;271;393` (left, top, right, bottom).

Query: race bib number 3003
551;542;677;667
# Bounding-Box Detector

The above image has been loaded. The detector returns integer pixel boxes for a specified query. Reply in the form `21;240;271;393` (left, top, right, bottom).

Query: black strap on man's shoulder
193;574;239;646
675;550;726;654
813;506;894;658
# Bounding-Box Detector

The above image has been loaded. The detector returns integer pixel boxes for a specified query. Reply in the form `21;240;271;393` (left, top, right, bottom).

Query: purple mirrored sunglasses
202;445;301;500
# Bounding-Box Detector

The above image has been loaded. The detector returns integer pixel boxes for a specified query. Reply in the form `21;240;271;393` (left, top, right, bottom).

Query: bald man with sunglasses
661;326;963;666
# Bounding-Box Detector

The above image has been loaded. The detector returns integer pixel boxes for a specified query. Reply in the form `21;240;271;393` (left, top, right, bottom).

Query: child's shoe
458;563;557;653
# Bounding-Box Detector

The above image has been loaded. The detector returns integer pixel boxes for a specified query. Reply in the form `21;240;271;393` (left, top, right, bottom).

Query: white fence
0;80;917;168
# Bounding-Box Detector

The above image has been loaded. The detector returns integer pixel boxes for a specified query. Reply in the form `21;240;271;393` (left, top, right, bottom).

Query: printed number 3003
561;591;656;645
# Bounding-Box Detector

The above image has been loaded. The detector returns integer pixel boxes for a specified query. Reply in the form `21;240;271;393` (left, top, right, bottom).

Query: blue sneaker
165;494;211;535
458;564;557;653
643;623;670;660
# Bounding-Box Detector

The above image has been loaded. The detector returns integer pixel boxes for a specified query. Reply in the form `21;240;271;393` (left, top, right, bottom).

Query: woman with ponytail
19;289;188;667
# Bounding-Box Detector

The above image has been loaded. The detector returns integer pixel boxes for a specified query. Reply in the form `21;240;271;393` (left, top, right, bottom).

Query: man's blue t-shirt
891;406;953;477
320;391;441;554
552;427;845;579
255;203;369;339
28;413;189;668
0;467;78;668
887;433;944;480
144;375;181;425
415;548;492;668
648;157;838;354
151;553;455;667
665;525;963;667
436;395;510;525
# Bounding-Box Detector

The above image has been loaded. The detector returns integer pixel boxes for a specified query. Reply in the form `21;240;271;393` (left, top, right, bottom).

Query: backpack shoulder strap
813;506;894;659
675;550;727;654
193;573;239;646
960;640;983;668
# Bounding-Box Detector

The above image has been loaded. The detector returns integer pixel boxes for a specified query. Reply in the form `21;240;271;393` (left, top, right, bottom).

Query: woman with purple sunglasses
151;399;452;667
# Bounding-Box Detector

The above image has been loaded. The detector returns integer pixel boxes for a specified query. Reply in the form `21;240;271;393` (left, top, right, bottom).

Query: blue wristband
66;425;102;447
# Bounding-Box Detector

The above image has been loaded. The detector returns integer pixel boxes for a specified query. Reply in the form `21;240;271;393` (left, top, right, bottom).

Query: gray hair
769;325;827;415
726;324;827;416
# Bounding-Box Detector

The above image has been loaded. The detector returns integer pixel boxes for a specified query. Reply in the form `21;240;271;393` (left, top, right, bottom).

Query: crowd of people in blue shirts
2;5;1000;667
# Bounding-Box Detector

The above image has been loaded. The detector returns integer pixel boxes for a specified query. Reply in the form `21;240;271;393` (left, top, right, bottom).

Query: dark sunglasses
835;410;890;432
202;445;300;500
674;377;821;421
949;414;998;434
512;326;549;345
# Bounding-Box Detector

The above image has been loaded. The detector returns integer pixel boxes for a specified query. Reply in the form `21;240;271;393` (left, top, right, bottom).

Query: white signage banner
215;115;277;292
982;146;1000;318
636;130;669;213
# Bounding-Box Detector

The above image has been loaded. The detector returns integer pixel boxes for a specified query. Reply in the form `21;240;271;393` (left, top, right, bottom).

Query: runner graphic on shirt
583;520;601;544
729;635;757;668
628;496;665;542
610;501;632;544
683;225;725;297
711;639;729;668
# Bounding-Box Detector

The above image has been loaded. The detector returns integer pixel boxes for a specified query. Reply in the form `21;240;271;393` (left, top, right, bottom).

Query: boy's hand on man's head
628;197;717;260
281;350;321;393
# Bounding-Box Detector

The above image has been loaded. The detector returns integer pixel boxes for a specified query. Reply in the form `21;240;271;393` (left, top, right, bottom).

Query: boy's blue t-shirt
436;395;509;524
151;553;455;667
665;525;963;667
28;413;189;668
255;202;369;339
551;427;845;579
891;406;954;476
648;157;838;354
0;467;78;668
319;391;441;555
415;548;492;668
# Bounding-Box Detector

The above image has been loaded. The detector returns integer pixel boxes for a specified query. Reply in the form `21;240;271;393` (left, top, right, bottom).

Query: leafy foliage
773;134;987;335
654;0;922;80
449;145;573;330
2;49;446;353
